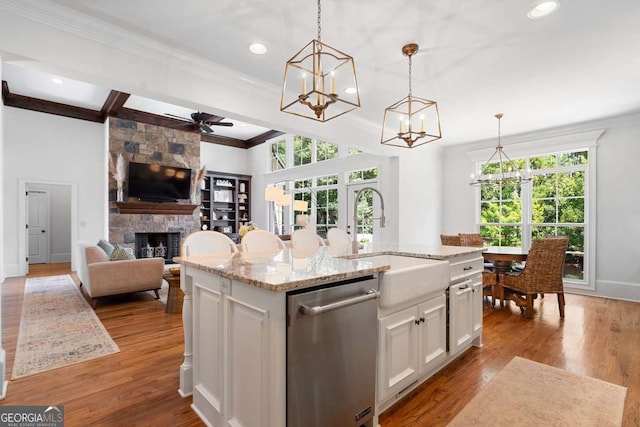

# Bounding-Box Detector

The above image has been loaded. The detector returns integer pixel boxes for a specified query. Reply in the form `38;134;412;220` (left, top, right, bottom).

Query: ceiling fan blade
165;113;191;122
200;123;215;134
207;121;234;127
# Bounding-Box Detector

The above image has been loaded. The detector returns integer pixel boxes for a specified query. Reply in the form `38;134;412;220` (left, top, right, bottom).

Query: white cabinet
449;280;474;355
448;253;484;356
417;295;447;374
378;293;446;403
472;280;483;336
190;269;286;427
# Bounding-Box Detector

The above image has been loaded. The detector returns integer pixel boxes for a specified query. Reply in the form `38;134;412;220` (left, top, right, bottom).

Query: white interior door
27;190;50;264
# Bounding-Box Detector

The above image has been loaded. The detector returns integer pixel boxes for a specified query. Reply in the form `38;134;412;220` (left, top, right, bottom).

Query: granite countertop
174;243;484;292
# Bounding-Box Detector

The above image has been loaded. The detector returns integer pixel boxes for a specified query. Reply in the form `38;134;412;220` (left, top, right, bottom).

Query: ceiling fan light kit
280;0;361;122
381;43;442;148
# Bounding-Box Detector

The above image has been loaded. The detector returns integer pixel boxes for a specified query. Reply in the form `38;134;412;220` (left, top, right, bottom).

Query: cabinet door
449;280;474;355
472;278;483;337
378;306;419;402
417;294;447;375
226;295;270;427
192;281;225;423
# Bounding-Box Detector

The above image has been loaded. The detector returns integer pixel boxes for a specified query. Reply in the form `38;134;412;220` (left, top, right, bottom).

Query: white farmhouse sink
358;255;449;310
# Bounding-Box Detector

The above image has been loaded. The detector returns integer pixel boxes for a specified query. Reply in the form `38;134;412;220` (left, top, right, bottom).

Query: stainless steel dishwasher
287;275;379;427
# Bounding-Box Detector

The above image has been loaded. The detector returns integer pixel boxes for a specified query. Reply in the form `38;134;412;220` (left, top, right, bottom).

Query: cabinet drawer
449;256;483;283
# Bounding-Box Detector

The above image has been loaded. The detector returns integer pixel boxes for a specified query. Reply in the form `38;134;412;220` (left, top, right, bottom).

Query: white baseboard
568;280;640;303
50;252;72;263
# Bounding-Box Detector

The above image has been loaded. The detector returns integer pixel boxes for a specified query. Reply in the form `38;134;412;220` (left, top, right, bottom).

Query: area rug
11;275;120;380
448;356;627;426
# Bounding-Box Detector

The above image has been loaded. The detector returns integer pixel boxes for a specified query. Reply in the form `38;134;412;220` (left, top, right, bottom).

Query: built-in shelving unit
200;171;251;243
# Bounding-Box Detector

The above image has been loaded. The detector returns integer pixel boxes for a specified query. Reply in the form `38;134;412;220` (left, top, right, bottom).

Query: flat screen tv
127;162;192;202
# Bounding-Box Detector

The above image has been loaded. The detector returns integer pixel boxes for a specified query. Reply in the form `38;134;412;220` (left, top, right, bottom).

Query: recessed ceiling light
52;78;63;85
527;1;560;19
344;87;357;95
249;43;267;55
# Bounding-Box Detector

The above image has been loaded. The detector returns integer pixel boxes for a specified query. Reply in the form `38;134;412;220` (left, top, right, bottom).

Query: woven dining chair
458;233;485;247
440;234;461;246
499;237;569;319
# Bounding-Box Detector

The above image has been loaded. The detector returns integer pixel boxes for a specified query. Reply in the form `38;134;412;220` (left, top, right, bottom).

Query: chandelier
381;43;441;148
469;113;532;186
280;0;360;122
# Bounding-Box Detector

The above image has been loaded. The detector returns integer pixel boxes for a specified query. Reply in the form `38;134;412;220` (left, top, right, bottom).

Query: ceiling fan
165;111;233;134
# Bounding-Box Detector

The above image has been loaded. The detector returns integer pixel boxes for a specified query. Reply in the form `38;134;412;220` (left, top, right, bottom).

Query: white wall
442;112;640;301
3;108;106;277
396;144;444;246
200;142;250;175
26;183;72;263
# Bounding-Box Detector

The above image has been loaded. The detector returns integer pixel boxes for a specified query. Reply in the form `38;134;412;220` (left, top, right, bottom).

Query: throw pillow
110;244;136;261
97;239;115;257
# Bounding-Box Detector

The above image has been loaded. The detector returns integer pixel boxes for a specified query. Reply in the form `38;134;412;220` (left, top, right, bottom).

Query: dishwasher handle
299;289;380;316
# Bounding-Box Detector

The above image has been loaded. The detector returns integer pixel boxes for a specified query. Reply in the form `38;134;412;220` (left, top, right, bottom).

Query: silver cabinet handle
299;289;380;316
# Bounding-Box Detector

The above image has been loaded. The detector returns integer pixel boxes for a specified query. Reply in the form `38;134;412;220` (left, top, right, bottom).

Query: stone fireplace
107;118;202;251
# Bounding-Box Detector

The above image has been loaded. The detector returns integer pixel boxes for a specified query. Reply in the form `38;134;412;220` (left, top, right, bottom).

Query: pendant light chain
317;0;321;41
408;54;413;98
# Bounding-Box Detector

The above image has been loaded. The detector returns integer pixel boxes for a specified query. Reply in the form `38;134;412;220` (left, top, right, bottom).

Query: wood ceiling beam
201;133;247;149
111;107;199;130
246;130;285;148
1;80;103;123
2;80;283;148
101;90;130;120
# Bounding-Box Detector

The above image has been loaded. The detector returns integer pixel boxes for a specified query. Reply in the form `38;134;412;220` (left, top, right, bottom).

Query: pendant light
469;113;532;186
280;0;361;122
381;43;442;148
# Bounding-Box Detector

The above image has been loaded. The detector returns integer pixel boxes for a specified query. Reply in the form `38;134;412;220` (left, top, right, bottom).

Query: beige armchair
78;242;165;308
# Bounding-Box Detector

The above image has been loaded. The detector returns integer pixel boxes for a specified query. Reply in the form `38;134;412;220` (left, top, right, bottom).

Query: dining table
482;246;528;308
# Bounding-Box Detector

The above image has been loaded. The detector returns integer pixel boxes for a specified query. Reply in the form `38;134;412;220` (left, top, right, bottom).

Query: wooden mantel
115;202;198;215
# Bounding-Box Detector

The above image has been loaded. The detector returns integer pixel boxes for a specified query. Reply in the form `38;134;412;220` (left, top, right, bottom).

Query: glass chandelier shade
469;113;532;186
381;43;442;148
280;0;360;122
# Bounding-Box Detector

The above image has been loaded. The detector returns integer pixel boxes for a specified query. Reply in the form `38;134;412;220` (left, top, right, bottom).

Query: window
348;168;378;183
478;149;589;283
530;151;587;280
315;176;338;238
270;140;286;171
316;140;339;162
293;136;312;166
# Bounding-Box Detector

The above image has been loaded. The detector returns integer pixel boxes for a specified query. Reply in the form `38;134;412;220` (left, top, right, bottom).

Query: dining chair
458;233;485;247
499;236;569;319
291;229;325;250
440;234;461;246
240;229;286;252
181;230;238;256
326;228;351;248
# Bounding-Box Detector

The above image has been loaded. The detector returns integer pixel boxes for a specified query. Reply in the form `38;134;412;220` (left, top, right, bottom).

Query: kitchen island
174;243;485;427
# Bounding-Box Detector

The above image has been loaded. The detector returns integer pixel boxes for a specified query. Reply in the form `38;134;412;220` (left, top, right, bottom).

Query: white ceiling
3;0;640;145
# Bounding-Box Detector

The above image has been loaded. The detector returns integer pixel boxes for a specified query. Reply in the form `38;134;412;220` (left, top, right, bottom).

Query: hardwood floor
2;264;639;426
